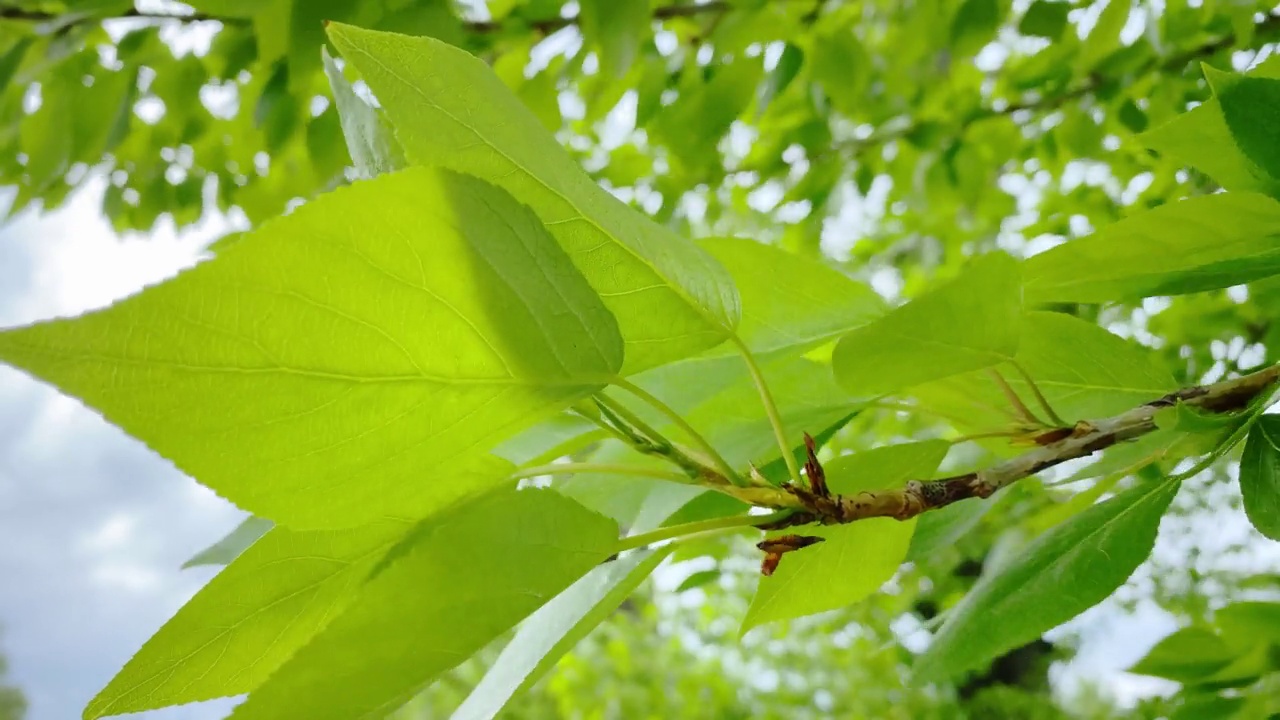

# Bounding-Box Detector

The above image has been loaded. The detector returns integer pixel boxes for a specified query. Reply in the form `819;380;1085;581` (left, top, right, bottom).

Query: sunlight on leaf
453;547;671;720
832;252;1022;398
0;167;622;529
1024;193;1280;304
327;23;741;374
85;520;411;719
742;440;950;633
228;488;618;720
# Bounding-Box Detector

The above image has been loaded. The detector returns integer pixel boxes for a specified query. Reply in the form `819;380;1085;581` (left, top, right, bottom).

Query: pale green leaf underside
327;23;741;374
914;478;1179;680
321;47;406;179
0;167;622;529
913;311;1176;430
1024;192;1280;304
228;488;618;720
743;440;950;632
697;237;886;359
181;515;273;568
85;520;411;719
832;252;1022;398
452;547;671;720
1239;417;1280;541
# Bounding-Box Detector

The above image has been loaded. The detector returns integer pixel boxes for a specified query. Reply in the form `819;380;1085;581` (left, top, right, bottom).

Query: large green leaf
742;440;950;632
452;547;670;720
327;23;741;374
914;478;1179;680
0;168;623;529
85;520;410;719
1024;193;1280;304
181;516;274;569
697;237;885;359
321;47;405;179
832;252;1022;398
228;488;618;720
1238;417;1280;541
913;311;1176;430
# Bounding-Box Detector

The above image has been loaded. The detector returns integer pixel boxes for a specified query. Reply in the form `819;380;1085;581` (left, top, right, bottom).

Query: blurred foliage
7;0;1280;718
0;638;25;720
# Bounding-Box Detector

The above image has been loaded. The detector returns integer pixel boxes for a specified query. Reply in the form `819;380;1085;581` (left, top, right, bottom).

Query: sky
0;180;244;720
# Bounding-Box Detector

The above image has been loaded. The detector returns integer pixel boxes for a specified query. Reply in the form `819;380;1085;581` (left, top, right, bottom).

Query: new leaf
0;168;623;529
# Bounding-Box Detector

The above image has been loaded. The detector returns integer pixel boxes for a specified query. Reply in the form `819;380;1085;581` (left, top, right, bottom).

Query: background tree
3;1;1280;719
0;635;26;720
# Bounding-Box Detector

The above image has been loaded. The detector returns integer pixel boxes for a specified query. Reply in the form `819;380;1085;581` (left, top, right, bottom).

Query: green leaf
452;547;670;720
1238;416;1280;540
809;23;871;117
832;252;1022;398
1215;601;1280;648
84;520;410;719
698;237;885;359
181;516;274;568
1214;74;1280;189
757;43;804;115
1018;1;1069;40
1024;193;1280;304
684;355;863;471
578;0;650;80
321;47;405;179
554;440;705;532
227;488;618;720
743;440;950;632
950;0;1004;57
327;23;741;374
1077;0;1130;74
1127;627;1238;683
1140;59;1280;194
914;311;1175;430
913;477;1178;681
0;168;623;529
907;497;991;561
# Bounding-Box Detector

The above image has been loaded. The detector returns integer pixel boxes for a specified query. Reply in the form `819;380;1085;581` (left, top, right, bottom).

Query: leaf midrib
0;340;616;388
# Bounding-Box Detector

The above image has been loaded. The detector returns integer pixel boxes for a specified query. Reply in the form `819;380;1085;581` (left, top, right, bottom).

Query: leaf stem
730;336;801;485
611;378;746;487
509;462;692;484
613;510;792;554
988;367;1046;427
594;392;673;449
1010;360;1068;427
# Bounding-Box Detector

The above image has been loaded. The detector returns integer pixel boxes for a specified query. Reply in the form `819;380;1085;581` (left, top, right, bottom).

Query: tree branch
839;11;1280;156
0;1;739;33
753;363;1280;531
